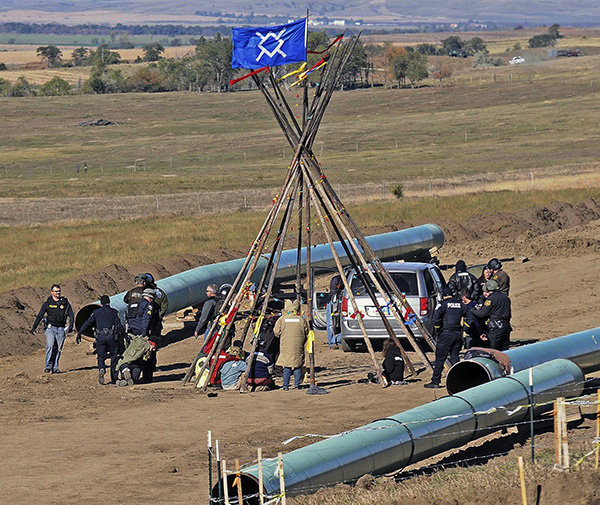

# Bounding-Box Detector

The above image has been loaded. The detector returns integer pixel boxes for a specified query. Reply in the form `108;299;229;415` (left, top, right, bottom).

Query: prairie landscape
1;25;600;505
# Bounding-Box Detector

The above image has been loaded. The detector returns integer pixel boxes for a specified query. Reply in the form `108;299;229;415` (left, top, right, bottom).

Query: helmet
487;258;502;271
145;273;155;285
219;283;232;298
485;280;499;292
142;288;156;299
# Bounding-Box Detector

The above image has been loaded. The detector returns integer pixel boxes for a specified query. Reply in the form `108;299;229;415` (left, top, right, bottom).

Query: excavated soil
1;198;600;505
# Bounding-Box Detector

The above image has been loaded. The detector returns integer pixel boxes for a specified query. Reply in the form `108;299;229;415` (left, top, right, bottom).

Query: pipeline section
447;326;600;394
75;224;444;335
217;358;584;501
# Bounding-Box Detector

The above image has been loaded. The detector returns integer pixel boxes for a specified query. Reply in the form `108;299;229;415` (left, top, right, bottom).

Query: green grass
2;187;599;293
1;53;600;199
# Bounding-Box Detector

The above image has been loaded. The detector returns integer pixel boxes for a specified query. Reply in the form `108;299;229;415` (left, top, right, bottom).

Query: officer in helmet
486;258;510;295
123;274;147;306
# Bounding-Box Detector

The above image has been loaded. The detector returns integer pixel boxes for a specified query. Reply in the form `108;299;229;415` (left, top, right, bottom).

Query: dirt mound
2;198;599;358
436;198;600;246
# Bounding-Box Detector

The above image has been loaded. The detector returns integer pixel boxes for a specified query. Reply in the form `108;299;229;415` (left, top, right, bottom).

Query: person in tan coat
274;299;309;391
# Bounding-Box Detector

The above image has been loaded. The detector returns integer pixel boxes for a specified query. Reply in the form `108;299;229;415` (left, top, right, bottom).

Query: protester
326;273;343;349
195;284;219;342
246;340;276;391
219;343;247;390
382;338;406;385
31;284;74;374
274;300;309;390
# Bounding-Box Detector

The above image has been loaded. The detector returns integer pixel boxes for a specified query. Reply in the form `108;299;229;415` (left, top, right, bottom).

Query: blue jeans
326;302;341;347
45;325;66;372
283;367;302;389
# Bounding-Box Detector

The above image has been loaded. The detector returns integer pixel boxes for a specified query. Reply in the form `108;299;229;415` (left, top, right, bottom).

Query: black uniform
448;270;482;301
32;296;74;333
430;296;469;385
471;290;512;351
79;304;125;383
383;346;405;383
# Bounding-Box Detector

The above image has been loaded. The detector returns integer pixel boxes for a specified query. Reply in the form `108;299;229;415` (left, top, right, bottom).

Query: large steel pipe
219;358;584;502
447;326;600;394
75;224;444;336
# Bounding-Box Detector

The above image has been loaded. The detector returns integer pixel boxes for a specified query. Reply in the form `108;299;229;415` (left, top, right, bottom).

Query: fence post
222;460;230;505
278;452;286;505
518;456;528;505
258;448;264;505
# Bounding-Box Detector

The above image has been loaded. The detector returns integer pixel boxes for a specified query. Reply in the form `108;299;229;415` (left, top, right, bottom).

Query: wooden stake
208;431;213;502
222;460;230;505
258;448;264;505
596;389;600;470
235;459;244;505
518;456;527;505
278;452;286;505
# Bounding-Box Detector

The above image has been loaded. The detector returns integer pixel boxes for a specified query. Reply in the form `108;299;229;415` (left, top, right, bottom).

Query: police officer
424;286;469;389
31;284;74;374
487;258;510;295
447;260;482;301
471;280;512;351
76;295;125;385
117;288;157;386
123;274;147;306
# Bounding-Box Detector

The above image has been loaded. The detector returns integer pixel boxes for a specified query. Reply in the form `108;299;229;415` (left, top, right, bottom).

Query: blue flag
232;18;307;69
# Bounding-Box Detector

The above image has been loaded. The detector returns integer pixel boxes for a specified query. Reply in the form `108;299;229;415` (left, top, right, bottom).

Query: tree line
0;32;498;96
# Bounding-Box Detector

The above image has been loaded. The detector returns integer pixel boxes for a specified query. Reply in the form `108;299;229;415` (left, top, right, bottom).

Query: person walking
471;280;512;351
424;286;469;389
76;295;125;385
274;299;309;390
31;284;74;374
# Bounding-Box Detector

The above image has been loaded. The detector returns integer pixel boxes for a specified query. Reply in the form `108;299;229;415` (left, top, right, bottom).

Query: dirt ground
1;198;600;505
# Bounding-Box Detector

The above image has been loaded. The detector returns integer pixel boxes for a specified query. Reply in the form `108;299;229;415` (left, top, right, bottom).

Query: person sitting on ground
219;342;247;391
274;299;309;391
448;260;482;301
382;338;407;385
246;340;276;391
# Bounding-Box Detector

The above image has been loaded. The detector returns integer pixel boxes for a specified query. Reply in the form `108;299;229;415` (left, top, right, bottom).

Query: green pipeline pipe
223;358;583;502
447;326;600;394
75;224;444;336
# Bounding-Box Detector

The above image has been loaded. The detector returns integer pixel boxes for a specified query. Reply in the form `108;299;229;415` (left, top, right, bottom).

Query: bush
391;184;404;199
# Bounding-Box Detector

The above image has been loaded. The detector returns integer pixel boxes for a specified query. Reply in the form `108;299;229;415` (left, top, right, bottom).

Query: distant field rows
1;165;596;226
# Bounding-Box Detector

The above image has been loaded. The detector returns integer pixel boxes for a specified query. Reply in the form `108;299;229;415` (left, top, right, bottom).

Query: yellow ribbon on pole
306;330;315;353
254;314;264;339
277;62;307;82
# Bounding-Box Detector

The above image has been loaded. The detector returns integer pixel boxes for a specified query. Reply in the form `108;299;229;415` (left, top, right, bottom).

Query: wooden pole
235;459;244;505
278;452;287;505
303;170;385;384
596;389;600;470
222;459;230;505
208;431;213;502
258;448;264;505
305;179;317;388
518;456;528;505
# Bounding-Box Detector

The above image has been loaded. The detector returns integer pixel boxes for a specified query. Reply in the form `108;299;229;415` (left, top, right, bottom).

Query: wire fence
207;388;600;504
1;165;598;226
